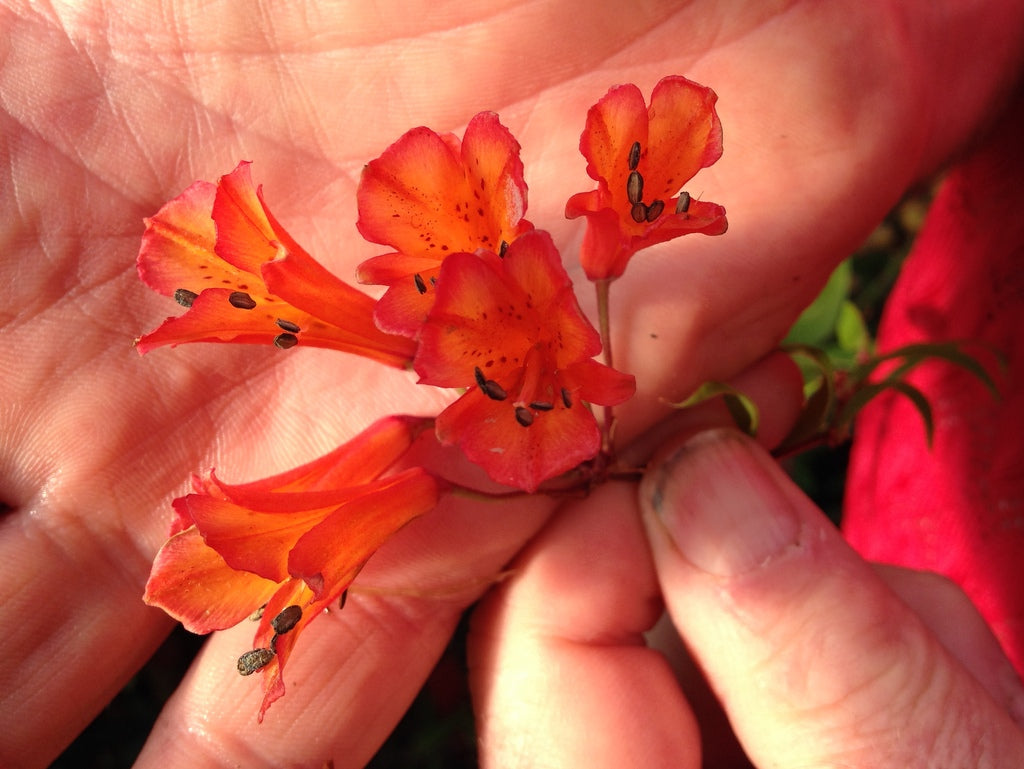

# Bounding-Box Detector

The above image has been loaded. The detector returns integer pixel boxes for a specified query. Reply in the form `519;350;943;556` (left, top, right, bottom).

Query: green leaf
783;344;837;392
853;341;1001;399
835;300;871;354
838;378;934;445
784;261;852;347
667;381;760;437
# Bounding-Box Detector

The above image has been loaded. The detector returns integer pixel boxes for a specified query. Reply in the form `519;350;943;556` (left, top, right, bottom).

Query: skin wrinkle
113;2;736;148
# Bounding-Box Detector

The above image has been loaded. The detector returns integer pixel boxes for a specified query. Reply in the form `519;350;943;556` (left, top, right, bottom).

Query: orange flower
356;112;533;337
136;162;415;368
414;231;635;491
144;416;439;720
565;76;728;280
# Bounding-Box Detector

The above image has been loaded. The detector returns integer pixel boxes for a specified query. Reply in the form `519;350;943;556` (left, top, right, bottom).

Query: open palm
2;2;1021;767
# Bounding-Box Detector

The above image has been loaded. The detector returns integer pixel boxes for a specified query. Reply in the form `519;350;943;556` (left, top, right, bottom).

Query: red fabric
844;90;1024;673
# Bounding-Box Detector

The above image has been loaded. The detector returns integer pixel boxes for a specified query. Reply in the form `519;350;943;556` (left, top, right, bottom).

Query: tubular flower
414;230;635;491
144;415;440;720
565;76;728;281
356;112;533;337
136;161;416;368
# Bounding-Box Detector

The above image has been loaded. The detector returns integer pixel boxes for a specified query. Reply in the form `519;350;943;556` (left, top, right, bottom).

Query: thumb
640;428;1024;767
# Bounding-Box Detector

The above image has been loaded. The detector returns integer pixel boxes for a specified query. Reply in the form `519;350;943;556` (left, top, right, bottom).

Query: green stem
445;483;530;503
595;278;616;456
444;479;591;500
595;278;614;369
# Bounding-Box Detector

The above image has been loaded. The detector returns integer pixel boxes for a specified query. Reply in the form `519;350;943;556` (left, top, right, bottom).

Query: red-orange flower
137;162;416;368
356;112;533;337
565;76;728;281
414;230;635;491
144;415;439;720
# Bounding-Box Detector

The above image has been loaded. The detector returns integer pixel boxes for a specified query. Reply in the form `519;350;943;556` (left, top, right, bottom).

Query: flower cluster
137;75;726;717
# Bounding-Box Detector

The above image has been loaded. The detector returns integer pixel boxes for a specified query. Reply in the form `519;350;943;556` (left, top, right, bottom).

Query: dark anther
514;406;534;427
482;380;508;401
627;170;644;205
630;201;648;223
414;273;428;294
645;199;665;222
229;291;257;310
237;648;276;676
274;333;299;349
561;388;573;408
529;401;554;411
676;191;691;214
499;240;509;257
271;605;302;635
628;141;641;171
430;275;437;286
174;288;198;308
339;590;349;610
474;366;507;400
276;318;301;334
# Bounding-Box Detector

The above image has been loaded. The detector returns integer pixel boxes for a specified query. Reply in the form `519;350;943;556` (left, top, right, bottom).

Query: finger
874;564;1024;726
641;429;1024;767
0;507;173;768
132;490;553;769
469;482;700;769
468;353;802;769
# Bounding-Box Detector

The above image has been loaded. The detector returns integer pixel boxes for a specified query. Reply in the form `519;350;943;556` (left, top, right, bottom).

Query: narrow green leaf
889;380;935;446
838;379;934;445
666;381;760;437
722;392;760;437
783;343;836;381
853;341;1001;400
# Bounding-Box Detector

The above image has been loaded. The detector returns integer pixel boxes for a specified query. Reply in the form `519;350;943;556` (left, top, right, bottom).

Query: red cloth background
844;88;1024;674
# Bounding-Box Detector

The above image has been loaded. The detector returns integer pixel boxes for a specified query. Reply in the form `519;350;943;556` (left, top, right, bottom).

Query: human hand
470;423;1024;768
2;1;1023;766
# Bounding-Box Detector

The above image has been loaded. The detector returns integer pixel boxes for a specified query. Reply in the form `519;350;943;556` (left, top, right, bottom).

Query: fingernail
643;429;801;576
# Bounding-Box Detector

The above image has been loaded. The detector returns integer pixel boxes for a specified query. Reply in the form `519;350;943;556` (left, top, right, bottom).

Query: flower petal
144;526;280;634
134;286;285;351
501;231;602;364
435;388;600;492
645;76;723;199
576;82;650;206
246;579;328;722
357;112;529;258
210;162;282;272
136;179;250;297
137;163;414;366
182;492;345;582
414;231;601;386
261;251;416;367
562;358;636;407
216;415;429;497
288;468;440;598
356;112;532;335
414;250;533;387
567;76;727;280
